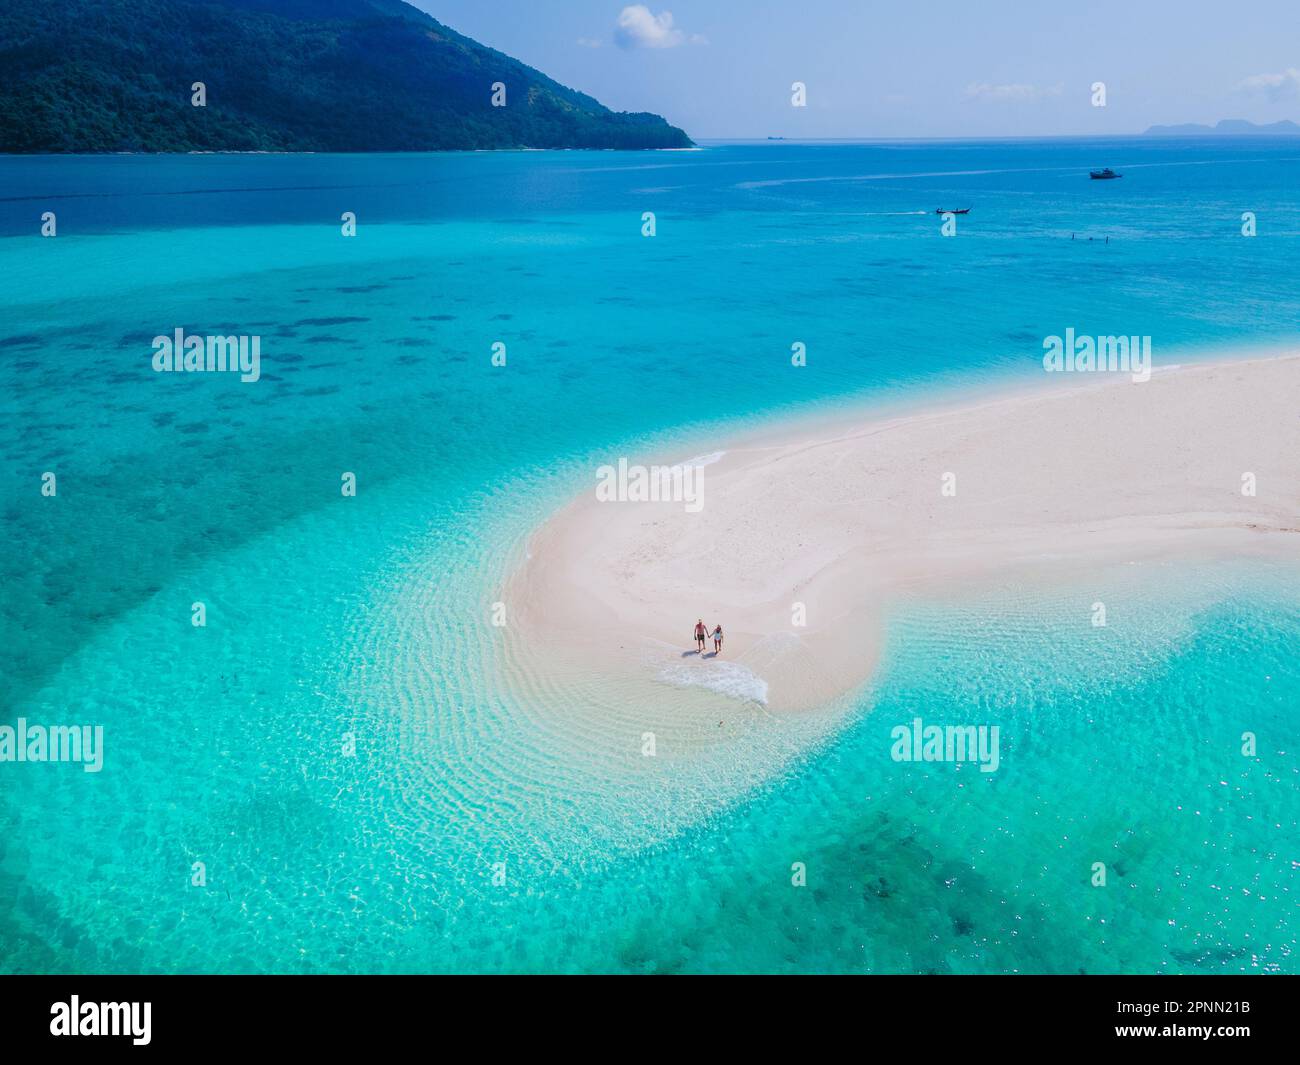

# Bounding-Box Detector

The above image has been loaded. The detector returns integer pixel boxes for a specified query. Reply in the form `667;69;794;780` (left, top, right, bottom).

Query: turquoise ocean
1;138;1297;973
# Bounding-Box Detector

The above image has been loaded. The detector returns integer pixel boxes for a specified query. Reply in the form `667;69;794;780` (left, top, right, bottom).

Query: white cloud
965;82;1063;103
613;6;703;50
1236;68;1300;101
576;37;604;49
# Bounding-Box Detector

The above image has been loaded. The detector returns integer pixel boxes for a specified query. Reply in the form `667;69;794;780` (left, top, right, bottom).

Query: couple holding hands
692;619;724;655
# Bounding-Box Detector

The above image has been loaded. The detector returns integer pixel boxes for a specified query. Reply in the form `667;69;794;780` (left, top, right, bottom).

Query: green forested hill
0;0;694;152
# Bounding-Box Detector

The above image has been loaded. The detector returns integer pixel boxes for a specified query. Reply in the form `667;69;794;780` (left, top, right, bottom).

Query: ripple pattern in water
4;144;1300;973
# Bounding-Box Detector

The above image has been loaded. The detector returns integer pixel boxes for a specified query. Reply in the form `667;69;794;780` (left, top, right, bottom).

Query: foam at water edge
657;658;770;705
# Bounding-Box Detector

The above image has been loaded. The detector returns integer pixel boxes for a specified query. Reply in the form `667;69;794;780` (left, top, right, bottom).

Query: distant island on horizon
1143;118;1300;136
0;0;694;153
726;120;1300;144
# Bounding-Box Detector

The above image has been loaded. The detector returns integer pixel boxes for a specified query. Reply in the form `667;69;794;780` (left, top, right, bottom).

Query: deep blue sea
1;138;1297;973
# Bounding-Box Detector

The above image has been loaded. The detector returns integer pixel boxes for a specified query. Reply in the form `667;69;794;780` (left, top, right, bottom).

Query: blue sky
416;1;1300;139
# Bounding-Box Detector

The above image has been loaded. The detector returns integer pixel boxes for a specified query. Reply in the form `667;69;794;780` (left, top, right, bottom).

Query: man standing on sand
694;619;707;653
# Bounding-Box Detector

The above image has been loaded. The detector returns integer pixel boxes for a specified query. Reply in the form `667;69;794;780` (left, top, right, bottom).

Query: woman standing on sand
712;624;723;654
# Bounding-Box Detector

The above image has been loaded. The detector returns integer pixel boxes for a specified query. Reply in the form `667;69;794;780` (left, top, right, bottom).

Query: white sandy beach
508;354;1300;713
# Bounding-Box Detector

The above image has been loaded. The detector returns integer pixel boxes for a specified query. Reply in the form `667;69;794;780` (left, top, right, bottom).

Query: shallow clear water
1;139;1297;973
